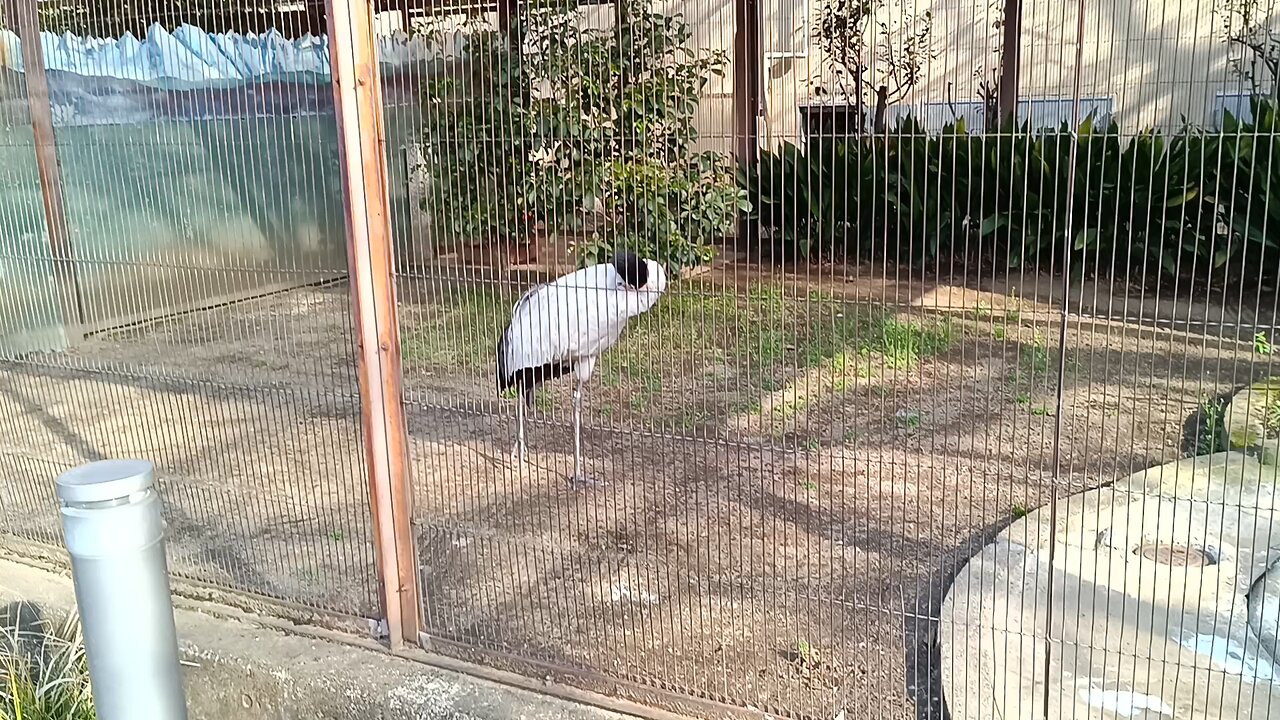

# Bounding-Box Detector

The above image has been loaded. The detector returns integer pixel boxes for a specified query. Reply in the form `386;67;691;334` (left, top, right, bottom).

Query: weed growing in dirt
1010;504;1029;519
1;612;94;720
1191;394;1227;455
1255;332;1275;356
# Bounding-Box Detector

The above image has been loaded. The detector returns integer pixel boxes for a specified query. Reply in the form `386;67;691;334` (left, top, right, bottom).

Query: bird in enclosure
496;250;669;486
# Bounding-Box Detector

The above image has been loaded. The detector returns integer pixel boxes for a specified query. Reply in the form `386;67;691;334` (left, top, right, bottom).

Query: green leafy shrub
421;0;743;275
742;100;1280;289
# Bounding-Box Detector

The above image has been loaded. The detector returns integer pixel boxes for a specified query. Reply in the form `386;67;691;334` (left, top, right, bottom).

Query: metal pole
55;460;189;720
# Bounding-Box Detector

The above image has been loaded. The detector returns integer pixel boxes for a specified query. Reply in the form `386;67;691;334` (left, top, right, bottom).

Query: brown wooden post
7;0;85;341
324;0;421;649
996;0;1023;126
733;0;762;243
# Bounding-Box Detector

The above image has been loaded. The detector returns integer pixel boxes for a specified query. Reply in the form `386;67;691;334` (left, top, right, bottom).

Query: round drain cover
1136;543;1213;567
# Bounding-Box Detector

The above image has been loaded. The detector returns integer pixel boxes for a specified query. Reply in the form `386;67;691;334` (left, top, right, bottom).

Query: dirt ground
0;268;1274;720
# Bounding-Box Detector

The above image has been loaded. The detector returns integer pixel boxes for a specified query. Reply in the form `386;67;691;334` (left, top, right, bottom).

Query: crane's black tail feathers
496;326;576;406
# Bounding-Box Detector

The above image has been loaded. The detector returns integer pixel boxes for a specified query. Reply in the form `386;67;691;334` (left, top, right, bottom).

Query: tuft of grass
1031;405;1051;417
992;326;1007;341
1016;333;1050;380
1192;394;1227;455
863;315;954;370
1;612;95;720
1011;504;1029;519
1255;331;1275;357
327;530;345;542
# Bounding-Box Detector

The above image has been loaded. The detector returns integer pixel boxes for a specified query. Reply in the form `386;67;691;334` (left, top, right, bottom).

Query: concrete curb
0;557;637;720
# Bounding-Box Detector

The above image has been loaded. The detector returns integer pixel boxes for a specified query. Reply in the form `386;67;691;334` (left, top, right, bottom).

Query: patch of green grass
1015;393;1031;406
866;316;955;370
535;389;554;412
327;530;345;542
1;612;94;720
972;302;992;321
1011;504;1029;519
1017;333;1050;380
401;289;512;368
992;326;1007;341
1031;405;1051;417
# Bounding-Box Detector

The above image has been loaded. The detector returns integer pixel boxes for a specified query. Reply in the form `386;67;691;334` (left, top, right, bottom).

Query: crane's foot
568;474;604;489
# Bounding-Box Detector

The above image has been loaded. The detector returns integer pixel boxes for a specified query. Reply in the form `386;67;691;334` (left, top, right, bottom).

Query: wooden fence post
323;0;421;649
7;0;85;341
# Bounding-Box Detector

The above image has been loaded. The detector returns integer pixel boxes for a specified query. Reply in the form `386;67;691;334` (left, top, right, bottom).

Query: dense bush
421;0;745;275
742;100;1280;289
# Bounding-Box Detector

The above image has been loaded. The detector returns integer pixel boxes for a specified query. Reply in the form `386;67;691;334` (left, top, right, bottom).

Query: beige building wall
676;0;1252;147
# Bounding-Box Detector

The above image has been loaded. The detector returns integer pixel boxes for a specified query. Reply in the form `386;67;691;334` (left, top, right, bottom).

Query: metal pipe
55;459;189;720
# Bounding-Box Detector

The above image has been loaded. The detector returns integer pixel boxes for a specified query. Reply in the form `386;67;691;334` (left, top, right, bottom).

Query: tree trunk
996;0;1023;127
873;85;889;133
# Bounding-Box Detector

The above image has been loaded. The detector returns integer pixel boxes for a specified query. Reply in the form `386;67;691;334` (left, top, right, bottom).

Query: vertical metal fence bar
324;0;422;649
1045;0;1092;713
4;0;85;342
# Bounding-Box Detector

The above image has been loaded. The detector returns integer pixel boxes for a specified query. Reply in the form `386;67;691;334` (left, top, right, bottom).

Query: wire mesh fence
2;0;1279;717
0;0;381;617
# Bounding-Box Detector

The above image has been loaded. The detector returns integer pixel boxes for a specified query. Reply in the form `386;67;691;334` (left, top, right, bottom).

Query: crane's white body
498;261;667;390
497;257;668;485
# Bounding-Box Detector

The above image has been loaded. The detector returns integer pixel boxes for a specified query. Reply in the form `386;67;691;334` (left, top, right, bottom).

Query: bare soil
0;269;1274;720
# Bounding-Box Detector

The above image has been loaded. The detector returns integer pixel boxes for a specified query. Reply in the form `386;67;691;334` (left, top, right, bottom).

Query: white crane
497;251;669;486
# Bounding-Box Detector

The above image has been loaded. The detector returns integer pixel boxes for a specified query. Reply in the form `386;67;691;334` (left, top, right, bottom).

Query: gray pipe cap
56;459;156;504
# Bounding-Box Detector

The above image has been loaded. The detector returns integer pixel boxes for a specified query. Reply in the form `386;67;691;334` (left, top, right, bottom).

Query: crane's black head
613;250;649;289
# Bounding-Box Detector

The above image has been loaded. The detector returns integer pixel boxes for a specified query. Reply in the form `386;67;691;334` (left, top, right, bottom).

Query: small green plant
1031;405;1051;417
795;638;817;666
1015;393;1031;405
992;326;1007;341
895;409;923;429
1;612;94;720
1256;332;1276;356
327;530;345;542
973;302;992;321
1264;397;1280;436
805;438;821;452
1193;394;1227;455
1011;504;1029;519
1020;335;1050;379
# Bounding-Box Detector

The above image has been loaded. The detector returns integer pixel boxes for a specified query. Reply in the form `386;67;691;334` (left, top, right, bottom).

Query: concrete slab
0;556;639;720
939;451;1280;719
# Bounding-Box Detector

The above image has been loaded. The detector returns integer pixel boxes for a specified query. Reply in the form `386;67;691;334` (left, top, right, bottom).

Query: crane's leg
511;387;530;467
569;359;601;488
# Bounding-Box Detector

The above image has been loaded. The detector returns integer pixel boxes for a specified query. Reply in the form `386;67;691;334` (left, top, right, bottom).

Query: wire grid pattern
393;0;1279;717
0;1;379;617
